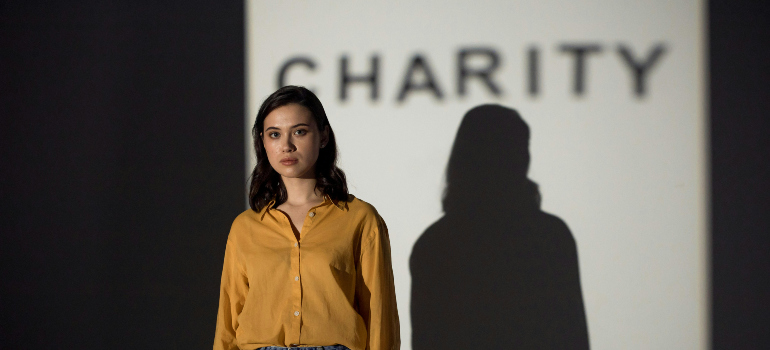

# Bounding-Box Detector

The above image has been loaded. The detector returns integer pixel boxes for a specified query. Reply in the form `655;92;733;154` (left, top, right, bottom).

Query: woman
214;86;400;350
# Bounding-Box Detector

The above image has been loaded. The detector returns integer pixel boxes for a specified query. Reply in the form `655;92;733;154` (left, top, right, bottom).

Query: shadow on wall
410;105;590;349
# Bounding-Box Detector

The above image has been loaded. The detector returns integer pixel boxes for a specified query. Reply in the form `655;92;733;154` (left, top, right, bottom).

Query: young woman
213;86;400;350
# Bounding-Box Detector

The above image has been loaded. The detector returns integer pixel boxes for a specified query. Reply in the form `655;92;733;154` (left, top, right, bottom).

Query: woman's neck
281;176;323;206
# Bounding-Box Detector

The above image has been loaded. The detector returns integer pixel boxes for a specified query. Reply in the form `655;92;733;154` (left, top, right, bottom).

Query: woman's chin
278;168;315;180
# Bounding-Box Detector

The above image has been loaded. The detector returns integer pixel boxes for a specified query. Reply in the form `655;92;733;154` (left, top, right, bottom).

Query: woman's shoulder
344;194;381;218
227;209;262;237
233;208;261;223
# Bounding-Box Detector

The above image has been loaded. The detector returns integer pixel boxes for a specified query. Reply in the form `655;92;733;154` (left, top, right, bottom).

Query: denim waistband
258;346;349;350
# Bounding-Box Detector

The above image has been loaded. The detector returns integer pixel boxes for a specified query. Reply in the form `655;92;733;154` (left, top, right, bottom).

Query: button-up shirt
213;195;400;350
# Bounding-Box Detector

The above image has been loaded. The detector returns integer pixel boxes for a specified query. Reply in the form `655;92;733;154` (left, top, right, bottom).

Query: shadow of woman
410;105;589;349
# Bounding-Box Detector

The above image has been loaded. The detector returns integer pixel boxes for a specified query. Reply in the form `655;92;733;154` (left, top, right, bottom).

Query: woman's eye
268;132;280;138
294;129;307;135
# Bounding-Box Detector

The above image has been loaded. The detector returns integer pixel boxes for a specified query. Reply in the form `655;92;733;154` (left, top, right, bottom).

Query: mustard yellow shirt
213;195;400;350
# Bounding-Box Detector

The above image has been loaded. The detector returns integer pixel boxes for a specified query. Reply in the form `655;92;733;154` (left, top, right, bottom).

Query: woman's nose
281;137;296;152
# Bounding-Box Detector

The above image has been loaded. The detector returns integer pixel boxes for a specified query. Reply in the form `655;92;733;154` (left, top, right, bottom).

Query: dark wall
0;1;244;348
0;0;768;349
710;0;770;349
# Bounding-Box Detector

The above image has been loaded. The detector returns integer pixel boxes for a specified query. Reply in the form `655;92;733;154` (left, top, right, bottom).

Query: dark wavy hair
249;86;348;212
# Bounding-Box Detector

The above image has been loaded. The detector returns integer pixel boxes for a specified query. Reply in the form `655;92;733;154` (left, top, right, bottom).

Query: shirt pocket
328;249;356;276
326;244;357;294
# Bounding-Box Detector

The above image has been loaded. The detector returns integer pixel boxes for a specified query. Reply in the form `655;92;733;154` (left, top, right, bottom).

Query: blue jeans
258;346;350;350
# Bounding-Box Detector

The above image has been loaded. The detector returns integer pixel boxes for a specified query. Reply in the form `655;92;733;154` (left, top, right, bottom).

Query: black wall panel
710;0;770;349
1;1;244;348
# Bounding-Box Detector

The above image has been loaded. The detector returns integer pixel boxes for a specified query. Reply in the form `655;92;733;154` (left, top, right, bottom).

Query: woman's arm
356;214;401;350
213;237;249;350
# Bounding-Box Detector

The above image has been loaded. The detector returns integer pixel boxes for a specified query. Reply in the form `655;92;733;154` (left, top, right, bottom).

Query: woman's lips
280;158;298;165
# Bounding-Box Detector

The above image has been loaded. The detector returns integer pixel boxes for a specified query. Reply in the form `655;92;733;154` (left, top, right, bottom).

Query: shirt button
294;311;300;316
293;242;298;247
308;212;315;217
294;276;299;281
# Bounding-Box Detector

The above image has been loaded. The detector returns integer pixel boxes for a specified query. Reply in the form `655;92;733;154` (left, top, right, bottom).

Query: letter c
277;57;317;89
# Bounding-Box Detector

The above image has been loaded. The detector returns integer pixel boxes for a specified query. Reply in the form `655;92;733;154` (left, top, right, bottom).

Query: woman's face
261;103;328;180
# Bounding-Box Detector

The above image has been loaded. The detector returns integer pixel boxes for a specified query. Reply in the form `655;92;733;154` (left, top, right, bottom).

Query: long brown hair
249;86;348;212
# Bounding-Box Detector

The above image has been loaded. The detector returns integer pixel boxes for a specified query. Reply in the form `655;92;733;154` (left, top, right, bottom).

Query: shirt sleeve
213;236;249;350
356;214;401;350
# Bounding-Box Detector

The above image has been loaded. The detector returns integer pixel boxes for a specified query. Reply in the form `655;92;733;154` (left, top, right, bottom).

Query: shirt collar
259;195;346;220
259;198;277;220
325;194;348;211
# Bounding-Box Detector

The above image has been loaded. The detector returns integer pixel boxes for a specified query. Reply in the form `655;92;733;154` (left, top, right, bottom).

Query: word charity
275;43;666;101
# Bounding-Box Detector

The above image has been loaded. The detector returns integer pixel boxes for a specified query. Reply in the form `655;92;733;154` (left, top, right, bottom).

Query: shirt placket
289;230;302;345
289;204;322;346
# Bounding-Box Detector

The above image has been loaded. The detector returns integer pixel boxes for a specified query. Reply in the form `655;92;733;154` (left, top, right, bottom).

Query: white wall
246;1;707;348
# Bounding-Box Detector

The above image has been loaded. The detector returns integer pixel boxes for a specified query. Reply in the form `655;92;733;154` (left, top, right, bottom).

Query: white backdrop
246;1;707;348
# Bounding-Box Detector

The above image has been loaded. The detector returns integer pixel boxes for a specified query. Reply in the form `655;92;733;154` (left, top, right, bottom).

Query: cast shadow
410;105;589;349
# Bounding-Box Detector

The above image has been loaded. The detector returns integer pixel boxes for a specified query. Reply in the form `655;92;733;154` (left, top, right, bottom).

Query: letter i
528;46;539;97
